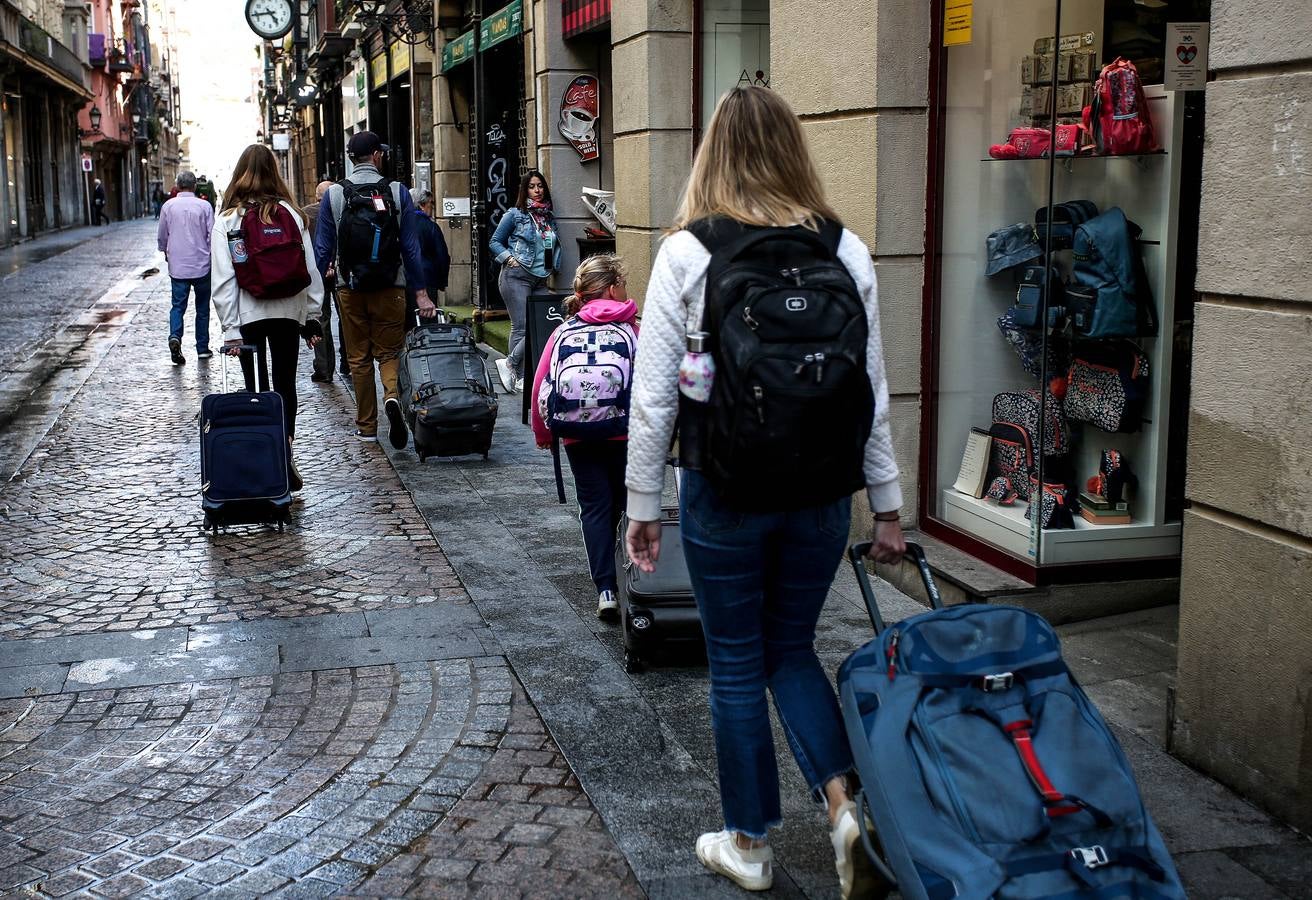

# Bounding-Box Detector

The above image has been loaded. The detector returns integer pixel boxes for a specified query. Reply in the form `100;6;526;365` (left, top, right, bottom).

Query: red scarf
526;199;554;238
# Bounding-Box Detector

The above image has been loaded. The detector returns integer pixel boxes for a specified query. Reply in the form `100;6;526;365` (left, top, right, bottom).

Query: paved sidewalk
0;264;642;897
380;368;1312;897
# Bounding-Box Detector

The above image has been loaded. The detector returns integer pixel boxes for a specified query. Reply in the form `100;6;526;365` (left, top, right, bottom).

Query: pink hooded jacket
530;298;640;447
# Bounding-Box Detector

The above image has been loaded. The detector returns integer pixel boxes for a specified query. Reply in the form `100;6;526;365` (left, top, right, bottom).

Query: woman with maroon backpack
211;143;324;492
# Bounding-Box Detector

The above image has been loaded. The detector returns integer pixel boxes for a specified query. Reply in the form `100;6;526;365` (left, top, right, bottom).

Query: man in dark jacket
406;188;450;332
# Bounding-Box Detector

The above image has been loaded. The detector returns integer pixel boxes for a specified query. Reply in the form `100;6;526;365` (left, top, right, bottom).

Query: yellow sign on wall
944;0;973;46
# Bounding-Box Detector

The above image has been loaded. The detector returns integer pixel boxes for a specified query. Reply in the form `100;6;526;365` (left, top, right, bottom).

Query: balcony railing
17;18;90;91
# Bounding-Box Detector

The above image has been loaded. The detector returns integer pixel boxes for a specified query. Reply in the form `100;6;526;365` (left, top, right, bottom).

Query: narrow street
1;226;1308;899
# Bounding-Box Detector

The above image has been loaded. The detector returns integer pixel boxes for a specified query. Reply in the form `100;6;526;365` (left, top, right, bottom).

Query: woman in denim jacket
489;170;561;391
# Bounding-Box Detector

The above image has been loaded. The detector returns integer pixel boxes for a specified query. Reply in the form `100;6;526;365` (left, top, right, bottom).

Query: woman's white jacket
210;201;324;343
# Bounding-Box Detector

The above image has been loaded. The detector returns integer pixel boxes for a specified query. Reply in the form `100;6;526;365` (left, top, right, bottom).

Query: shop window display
699;0;769;131
930;0;1203;568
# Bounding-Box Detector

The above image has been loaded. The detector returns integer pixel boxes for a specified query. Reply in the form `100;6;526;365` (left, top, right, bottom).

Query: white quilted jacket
625;228;903;523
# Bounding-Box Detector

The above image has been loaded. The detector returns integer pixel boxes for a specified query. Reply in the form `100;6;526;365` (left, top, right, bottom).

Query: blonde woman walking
623;86;904;897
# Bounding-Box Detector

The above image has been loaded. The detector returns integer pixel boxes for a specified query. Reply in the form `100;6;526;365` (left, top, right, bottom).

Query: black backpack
683;218;874;511
337;179;401;291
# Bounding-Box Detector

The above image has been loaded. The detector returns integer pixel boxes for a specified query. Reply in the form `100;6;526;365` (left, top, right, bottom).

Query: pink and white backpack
540;317;636;440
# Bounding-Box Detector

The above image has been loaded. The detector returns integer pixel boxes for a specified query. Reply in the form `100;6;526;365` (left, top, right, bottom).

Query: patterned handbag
1065;341;1150;433
992;389;1071;456
988;422;1034;500
1025;479;1077;529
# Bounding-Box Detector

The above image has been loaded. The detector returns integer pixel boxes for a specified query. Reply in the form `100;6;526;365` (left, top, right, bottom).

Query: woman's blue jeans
680;469;854;839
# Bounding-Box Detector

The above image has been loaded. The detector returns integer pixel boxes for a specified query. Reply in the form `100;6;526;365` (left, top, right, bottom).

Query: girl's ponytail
566;253;627;316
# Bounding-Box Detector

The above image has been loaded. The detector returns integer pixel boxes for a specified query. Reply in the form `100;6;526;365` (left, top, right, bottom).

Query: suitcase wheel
623;648;644;674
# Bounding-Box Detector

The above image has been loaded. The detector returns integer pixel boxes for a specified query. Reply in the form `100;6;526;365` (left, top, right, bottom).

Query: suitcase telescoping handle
220;345;259;394
846;541;942;634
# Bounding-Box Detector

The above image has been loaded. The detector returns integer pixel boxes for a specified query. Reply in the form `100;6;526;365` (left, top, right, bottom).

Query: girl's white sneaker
831;801;890;899
695;830;773;892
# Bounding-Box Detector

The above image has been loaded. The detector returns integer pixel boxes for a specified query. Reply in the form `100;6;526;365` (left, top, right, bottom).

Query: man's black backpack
683;218;874;511
337;179;402;291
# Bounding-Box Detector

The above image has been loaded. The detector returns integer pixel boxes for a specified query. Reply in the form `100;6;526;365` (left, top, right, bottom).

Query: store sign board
1165;22;1209;92
356;66;366;110
272;133;291;151
943;0;972;46
480;0;523;53
558;74;600;162
81;155;93;172
441;29;475;72
442;196;471;217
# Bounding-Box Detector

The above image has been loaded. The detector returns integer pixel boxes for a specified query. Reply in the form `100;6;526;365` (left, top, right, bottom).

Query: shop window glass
699;0;769;130
930;0;1194;568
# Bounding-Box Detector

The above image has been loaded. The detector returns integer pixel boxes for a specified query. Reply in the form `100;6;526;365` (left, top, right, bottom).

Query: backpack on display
337;180;402;291
685;218;873;512
1065;341;1151;433
989;389;1071;502
1069;207;1157;339
231;204;312;300
1084;57;1157;156
542;317;637;441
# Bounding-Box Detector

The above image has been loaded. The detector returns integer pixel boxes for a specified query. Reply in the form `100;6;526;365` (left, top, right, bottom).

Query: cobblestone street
0;232;642;898
2;226;1309;900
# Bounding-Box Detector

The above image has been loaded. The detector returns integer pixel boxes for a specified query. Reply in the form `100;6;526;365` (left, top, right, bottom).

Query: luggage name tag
372;196;387;212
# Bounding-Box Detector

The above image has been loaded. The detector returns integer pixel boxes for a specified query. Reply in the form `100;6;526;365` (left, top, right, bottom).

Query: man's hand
866;517;906;565
626;519;662;574
416;290;437;319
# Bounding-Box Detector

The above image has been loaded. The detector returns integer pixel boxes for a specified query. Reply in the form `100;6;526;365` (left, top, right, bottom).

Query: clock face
245;0;294;40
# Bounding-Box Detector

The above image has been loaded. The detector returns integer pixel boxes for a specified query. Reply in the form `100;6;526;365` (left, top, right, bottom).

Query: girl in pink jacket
531;254;638;620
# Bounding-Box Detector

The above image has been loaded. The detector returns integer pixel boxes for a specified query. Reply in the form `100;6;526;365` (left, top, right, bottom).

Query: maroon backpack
231;203;312;300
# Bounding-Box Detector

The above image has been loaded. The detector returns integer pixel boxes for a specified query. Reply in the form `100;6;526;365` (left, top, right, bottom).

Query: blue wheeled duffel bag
837;543;1185;900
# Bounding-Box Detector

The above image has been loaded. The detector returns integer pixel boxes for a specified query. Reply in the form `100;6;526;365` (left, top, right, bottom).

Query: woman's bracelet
874;511;900;523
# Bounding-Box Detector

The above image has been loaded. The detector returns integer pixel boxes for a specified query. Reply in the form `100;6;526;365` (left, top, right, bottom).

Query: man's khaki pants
337;286;405;436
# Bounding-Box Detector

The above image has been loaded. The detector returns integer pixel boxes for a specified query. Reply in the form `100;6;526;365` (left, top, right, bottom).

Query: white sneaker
831;801;889;899
494;357;516;392
514;376;525;392
695;830;773;892
597;590;619;621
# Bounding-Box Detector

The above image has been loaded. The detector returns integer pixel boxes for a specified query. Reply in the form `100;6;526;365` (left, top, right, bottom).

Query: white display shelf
942;489;1183;565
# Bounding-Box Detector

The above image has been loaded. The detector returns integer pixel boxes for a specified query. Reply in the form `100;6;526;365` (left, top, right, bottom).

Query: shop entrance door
22;94;45;234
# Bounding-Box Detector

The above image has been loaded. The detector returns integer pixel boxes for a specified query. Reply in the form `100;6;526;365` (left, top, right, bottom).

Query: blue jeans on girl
679;469;855;838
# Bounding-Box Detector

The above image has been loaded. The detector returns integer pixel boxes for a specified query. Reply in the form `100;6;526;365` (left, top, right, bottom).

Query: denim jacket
489;207;561;274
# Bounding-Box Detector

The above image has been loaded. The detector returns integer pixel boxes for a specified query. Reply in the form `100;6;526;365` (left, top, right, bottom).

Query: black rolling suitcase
200;347;291;532
615;467;701;672
397;314;499;461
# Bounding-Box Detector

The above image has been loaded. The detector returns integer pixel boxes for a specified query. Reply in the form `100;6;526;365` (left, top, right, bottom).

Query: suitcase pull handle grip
847;541;942;634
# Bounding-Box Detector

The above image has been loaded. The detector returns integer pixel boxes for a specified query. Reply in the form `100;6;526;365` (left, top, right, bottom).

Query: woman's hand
222;339;244;357
304;335;321;349
505;257;518;268
866;517;906;565
536;439;551;450
626;519;662;574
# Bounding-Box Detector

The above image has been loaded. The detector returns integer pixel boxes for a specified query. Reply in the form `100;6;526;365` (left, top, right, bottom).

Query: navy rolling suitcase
837;543;1185;900
200;347;291;532
397;315;498;461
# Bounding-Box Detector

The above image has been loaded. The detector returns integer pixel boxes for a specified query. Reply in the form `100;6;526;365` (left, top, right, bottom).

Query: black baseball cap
347;131;389;157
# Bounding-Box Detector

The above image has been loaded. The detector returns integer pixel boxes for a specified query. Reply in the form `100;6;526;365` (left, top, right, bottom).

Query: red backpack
231;203;312;300
1083;57;1157;156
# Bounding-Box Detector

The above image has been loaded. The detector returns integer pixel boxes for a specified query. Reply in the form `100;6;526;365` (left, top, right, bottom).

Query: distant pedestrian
531;254;637;620
406;188;450;332
194;175;217;209
303;179;343;383
489;169;559;393
624;86;904;897
313;131;436;448
157;171;215;365
211;144;324;493
92;179;109;226
152;186;166;219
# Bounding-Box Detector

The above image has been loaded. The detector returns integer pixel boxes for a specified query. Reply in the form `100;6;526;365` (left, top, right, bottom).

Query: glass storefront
698;0;769;130
927;0;1206;573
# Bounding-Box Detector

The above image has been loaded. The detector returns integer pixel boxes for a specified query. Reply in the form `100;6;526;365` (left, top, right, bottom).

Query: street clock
245;0;295;40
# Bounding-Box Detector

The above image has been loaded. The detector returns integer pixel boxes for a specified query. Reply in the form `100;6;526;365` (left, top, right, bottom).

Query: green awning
480;0;523;53
441;30;475;72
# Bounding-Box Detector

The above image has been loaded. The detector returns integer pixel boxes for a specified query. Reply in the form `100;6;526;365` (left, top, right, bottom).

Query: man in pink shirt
157;171;215;365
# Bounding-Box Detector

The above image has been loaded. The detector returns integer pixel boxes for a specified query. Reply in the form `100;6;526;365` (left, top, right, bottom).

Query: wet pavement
0;228;642;898
1;224;1308;899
